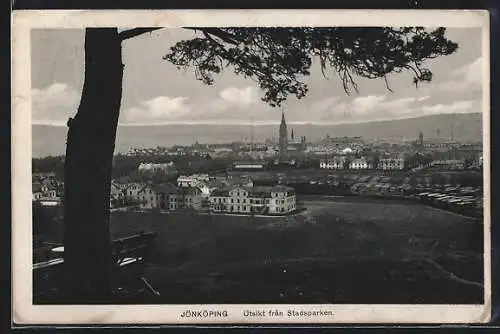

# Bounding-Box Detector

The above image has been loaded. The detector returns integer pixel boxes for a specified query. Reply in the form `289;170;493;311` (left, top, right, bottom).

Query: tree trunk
63;28;123;303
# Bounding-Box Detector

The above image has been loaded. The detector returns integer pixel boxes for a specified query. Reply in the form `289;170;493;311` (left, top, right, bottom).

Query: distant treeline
32;154;236;180
113;154;234;180
32;155;65;178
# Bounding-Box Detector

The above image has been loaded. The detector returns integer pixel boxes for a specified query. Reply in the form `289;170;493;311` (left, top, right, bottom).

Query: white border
12;9;491;325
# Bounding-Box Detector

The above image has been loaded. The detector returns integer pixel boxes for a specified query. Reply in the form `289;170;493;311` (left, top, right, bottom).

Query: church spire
279;108;288;160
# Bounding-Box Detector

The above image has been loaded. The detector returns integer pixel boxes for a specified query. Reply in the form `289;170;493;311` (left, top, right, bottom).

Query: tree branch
384;75;394;93
119;28;162;41
185;27;241;45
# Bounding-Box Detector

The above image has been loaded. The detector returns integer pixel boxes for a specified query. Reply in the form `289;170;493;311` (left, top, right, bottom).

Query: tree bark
63;28;123;303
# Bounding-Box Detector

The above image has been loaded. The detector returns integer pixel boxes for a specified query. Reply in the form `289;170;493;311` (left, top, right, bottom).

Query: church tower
279;110;288;159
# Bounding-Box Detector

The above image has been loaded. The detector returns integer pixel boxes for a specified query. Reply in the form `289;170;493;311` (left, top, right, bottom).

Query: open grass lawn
109;196;484;304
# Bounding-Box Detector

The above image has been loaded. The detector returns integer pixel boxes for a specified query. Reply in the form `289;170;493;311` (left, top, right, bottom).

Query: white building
210;185;296;215
233;161;266;170
137;184;203;211
32;183;57;201
33;184;44;201
431;159;466;170
125;182;147;202
341;147;354;155
378;158;405;170
320;157;345;169
177;174;210;187
349;158;371;170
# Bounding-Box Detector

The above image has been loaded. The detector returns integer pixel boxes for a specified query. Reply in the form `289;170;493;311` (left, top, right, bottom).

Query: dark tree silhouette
165;27;456;105
62;27;458;303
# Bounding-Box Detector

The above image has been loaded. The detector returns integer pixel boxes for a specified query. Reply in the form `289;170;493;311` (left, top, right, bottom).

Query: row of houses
320;157;405;170
32;174;63;202
110;181;203;210
429;159;466;170
319;156;481;171
110;175;297;215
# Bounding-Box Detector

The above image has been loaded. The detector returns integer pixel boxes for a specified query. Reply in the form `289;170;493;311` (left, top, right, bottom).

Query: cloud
453;57;482;85
421;100;479;115
312;94;423;123
31;83;80;125
417;96;430;102
438;57;483;92
219;86;259;106
351;95;387;114
122;96;190;123
312;93;479;123
30;82;481;127
120;86;266;124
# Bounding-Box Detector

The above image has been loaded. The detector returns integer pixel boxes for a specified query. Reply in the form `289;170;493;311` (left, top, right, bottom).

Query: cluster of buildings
32;173;63;205
320;152;481;172
128;145;234;159
416;188;482;217
350;175;411;196
32;113;483;219
123;112;483;176
110;173;297;216
137;162;178;177
125;111;308;162
319;154;406;171
347;174;483;210
305;136;365;156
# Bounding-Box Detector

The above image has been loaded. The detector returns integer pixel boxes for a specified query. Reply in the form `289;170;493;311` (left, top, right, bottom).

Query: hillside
32;113;483;158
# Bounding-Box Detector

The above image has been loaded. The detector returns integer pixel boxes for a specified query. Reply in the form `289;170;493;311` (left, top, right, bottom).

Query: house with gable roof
209;184;296;215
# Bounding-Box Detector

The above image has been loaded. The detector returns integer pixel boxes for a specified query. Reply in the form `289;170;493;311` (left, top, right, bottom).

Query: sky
30;27;484;126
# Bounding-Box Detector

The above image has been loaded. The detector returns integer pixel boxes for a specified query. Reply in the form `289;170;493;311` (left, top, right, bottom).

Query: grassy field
108;196;484;304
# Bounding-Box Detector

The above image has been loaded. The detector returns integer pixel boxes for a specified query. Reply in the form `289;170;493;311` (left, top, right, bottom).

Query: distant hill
32;113;483;158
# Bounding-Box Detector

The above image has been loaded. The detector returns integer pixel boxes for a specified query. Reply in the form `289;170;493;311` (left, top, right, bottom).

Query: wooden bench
33;231;159;301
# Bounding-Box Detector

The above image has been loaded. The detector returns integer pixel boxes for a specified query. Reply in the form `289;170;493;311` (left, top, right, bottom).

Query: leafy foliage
164;27;458;107
32;156;65;178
